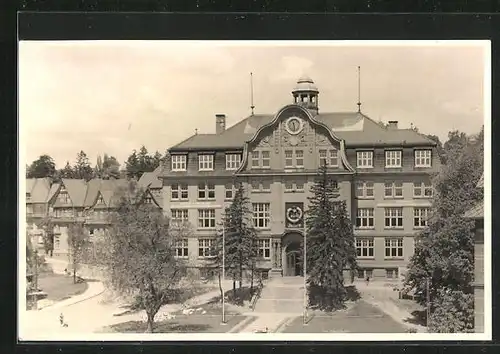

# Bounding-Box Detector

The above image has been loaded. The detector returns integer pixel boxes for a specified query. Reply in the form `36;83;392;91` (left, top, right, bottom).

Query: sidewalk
237;312;292;333
40;280;105;311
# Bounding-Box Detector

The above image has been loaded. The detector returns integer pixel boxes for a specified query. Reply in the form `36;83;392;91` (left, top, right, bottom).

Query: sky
19;41;488;169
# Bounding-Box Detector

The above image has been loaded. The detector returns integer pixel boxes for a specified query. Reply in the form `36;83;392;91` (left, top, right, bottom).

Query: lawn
281;300;407;333
36;273;89;302
103;314;248;333
389;297;426;326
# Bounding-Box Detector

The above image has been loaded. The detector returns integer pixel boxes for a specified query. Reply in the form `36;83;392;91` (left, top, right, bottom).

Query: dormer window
357;151;373;168
225;154;241;170
144;196;153;204
415;150;432;168
171;155;187;171
96;195;105;205
58;191;70;204
385;150;402;168
198;154;214;171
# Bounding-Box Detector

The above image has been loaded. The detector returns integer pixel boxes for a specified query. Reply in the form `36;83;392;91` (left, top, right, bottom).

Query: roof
26;178;51;203
137;165;163;189
46;183;60;203
61;179;88;207
169;111;437;151
464;202;483;219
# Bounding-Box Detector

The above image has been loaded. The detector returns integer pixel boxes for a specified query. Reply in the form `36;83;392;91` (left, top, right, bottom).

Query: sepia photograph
18;40;490;341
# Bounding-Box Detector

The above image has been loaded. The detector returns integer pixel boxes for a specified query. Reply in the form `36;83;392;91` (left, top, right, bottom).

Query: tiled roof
61;179;88;207
46;183;60;203
138;166;163;189
26;178;51;203
169;111;437;151
464;202;483;219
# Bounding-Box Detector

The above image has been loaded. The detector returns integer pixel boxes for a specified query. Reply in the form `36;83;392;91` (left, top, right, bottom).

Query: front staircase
253;276;305;313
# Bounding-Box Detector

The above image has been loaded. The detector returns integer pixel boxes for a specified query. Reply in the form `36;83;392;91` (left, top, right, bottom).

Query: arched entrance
282;232;303;277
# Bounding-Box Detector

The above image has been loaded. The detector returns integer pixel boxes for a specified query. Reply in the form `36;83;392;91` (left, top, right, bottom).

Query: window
253;203;270;229
96;195;105;204
413;182;433;198
319;149;339;167
355;238;374;258
284;180;294;192
385;238;404;258
385;150;402;168
171;155;187;171
356;208;374;229
171;183;188;200
54;235;60;249
26;205;33;215
386;268;399;279
198;154;214;171
171;209;189;226
261;151;270;168
285;150;293;168
415;150;432;167
357;151;373;168
357;268;373;279
198;209;216;229
384;208;403;228
225;183;237;200
144;196;153;204
198;239;215;258
58;191;70;204
251;151;260;168
414;208;429;228
175;239;189;258
295;150;304;168
296;180;305;191
226;154;241;170
355;181;374;199
258;239;271;259
384;182;403;198
198;182;215;200
285;149;304;168
26;192;31;201
251;180;271;193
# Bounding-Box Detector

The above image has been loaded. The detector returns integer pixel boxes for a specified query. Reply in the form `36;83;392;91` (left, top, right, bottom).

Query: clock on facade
285;116;304;135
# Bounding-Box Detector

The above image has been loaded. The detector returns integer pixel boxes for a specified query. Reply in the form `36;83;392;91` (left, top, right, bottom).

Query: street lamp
221;224;226;324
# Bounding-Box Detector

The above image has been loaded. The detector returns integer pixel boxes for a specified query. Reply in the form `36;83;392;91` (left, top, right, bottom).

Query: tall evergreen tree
73;150;93;181
94;154;121;179
211;183;258;299
59;161;75;179
404;129;483;333
125;150;141;180
305;164;357;311
26;155;56;179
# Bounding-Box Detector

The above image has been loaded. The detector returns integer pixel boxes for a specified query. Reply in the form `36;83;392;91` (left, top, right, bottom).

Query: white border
18;40;492;342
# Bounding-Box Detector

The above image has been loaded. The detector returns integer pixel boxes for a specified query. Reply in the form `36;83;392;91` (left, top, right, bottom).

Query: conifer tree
305;164;357;311
211;183;258;300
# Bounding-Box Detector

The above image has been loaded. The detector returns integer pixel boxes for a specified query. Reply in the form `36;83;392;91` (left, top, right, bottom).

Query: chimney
387;121;398;130
216;114;226;134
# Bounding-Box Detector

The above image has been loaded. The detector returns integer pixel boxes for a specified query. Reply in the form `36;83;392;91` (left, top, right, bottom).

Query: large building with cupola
160;76;441;281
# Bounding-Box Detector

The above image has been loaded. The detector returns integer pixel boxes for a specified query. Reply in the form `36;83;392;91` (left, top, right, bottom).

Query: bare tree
102;184;185;333
67;222;90;284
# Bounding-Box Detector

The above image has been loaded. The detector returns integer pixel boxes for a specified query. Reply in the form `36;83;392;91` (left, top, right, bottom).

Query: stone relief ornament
257;134;272;147
316;132;330;146
286;205;303;224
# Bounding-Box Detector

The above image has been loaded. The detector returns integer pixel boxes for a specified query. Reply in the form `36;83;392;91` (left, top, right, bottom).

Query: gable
239;105;354;173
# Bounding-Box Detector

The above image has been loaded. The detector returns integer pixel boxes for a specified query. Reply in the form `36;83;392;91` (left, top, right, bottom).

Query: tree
425;134;445;165
211;184;258;300
152;151;163;169
94;154;121;179
67;222;90;284
59;161;75;179
305;164;357;311
37;216;55;257
102;183;185;333
27;155;56;179
125;150;140;180
73;151;94;181
404;128;483;333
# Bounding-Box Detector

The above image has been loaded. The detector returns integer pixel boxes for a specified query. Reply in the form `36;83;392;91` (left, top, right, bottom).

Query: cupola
292;76;319;114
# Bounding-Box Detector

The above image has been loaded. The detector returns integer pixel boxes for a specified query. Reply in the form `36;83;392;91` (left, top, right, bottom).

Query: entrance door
286;251;296;276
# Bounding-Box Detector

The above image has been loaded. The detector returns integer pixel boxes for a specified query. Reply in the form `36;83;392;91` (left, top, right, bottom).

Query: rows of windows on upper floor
170;149;433;172
169;180;433;202
169;204;430;231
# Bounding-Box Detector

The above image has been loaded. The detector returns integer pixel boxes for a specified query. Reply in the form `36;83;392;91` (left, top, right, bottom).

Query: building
26;175;161;261
26;178;52;248
159;76;441;280
464;173;484;333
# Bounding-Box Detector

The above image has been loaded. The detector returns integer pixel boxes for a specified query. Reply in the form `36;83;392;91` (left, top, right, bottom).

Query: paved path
237;312;292;333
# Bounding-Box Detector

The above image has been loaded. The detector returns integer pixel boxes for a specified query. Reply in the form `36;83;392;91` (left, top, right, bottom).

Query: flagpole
303;214;307;325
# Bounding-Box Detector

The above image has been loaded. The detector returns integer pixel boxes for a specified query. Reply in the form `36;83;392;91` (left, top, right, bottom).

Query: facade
25;170;162;261
160;77;441;281
464;173;484;333
26;178;52;248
